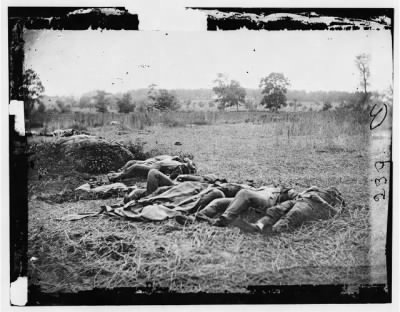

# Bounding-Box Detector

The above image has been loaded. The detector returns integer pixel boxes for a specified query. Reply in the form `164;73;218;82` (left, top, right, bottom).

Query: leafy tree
144;85;179;111
322;100;332;111
56;99;71;113
20;69;45;117
117;92;135;113
354;53;371;111
259;73;290;112
135;98;150;113
62;96;77;108
153;89;180;111
213;73;246;111
79;94;91;109
146;84;158;111
94;90;108;113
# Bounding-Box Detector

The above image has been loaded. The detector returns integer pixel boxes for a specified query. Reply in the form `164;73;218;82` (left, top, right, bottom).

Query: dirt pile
28;135;135;201
58;135;134;174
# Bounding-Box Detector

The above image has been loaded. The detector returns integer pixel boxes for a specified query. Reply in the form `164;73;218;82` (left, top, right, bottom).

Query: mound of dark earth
58;135;134;174
28;135;135;202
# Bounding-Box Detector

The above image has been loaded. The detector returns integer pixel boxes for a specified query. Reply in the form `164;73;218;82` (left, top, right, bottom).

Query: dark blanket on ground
63;180;220;221
109;181;217;220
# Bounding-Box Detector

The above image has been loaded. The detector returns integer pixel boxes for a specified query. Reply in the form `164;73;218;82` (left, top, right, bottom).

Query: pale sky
24;29;393;96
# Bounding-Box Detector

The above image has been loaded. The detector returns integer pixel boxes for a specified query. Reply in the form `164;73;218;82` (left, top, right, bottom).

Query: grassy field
27;112;385;293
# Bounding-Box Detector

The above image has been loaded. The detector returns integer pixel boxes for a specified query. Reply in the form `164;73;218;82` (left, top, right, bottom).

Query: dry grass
37;110;363;132
28;112;378;293
28;200;371;293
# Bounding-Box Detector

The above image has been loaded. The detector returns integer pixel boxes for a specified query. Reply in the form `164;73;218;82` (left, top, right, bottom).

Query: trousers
256;197;339;233
125;169;174;201
198;188;275;220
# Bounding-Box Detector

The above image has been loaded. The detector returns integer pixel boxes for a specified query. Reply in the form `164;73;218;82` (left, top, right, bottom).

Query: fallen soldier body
176;186;344;235
67;168;241;222
121;169;295;221
70;158;345;233
123;169;244;212
108;155;196;182
52;128;90;137
100;169;300;222
175;186;297;225
100;168;282;221
235;186;345;234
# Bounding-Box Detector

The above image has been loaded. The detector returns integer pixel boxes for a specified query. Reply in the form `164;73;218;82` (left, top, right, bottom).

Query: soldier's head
170;159;197;179
182;157;197;174
326;187;345;207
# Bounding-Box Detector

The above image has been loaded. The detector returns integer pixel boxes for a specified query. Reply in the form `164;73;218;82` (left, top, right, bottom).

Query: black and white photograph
5;0;397;307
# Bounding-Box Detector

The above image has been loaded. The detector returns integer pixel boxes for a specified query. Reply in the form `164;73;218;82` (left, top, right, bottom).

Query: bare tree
355;53;371;110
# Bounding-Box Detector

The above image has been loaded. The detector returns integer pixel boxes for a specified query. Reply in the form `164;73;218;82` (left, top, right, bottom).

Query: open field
31;109;370;132
27;112;386;293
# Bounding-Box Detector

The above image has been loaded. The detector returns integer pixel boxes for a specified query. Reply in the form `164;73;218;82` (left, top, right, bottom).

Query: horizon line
41;87;389;98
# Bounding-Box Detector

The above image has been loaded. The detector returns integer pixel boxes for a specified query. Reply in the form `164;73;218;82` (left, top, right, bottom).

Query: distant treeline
286;90;357;103
114;88;356;104
39;88;381;113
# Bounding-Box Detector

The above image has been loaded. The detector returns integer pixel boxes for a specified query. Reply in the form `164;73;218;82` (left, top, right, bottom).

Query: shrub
322;101;332;111
124;139;150;160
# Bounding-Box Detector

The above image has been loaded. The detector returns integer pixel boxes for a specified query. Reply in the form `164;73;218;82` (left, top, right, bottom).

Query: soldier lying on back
231;186;345;234
108;155;197;182
176;186;345;235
